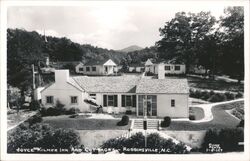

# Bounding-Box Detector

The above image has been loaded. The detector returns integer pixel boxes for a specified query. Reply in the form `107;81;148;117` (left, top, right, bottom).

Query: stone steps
133;119;159;130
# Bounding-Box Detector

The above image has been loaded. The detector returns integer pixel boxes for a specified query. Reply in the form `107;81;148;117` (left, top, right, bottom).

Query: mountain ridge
119;45;143;53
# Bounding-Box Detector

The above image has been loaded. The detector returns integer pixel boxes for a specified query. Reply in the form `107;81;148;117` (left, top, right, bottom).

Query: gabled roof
72;75;140;93
84;59;116;66
145;59;154;66
136;78;189;94
103;59;117;66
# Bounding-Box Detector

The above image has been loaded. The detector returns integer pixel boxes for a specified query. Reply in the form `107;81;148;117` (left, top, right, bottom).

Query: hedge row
189;89;243;102
7;123;81;153
102;132;188;154
40;101;80;116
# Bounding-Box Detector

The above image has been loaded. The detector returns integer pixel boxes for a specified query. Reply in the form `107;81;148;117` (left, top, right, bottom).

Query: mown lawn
166;101;243;131
43;116;131;130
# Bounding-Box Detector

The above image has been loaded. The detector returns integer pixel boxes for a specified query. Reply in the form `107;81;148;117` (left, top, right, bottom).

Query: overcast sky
7;2;229;50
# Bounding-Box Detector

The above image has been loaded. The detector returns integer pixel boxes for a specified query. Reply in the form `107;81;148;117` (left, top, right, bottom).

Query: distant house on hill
128;63;144;73
144;59;186;75
75;59;117;75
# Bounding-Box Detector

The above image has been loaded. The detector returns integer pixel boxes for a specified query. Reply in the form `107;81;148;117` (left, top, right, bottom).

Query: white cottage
41;70;189;118
144;59;186;75
75;59;117;75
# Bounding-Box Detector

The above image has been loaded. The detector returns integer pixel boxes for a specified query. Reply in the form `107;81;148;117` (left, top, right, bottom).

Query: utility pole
143;97;148;149
32;64;36;90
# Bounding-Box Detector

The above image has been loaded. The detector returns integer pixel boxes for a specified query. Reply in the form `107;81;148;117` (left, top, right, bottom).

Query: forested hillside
7;28;128;92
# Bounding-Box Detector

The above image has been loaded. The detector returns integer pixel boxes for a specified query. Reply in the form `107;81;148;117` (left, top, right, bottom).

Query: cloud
7;3;226;50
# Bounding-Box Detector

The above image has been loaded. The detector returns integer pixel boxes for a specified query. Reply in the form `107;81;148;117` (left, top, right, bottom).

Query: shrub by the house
7;123;81;153
55;100;66;114
66;107;81;115
201;128;244;153
29;100;41;111
117;115;129;126
40;105;80;117
101;132;189;154
189;114;195;120
161;116;171;127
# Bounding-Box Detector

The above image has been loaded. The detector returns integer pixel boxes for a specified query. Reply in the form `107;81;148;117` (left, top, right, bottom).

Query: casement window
103;95;117;107
92;67;96;72
122;95;136;107
174;65;180;71
46;96;54;104
165;66;171;71
90;94;96;100
79;67;84;71
171;99;175;107
71;96;78;104
86;67;90;72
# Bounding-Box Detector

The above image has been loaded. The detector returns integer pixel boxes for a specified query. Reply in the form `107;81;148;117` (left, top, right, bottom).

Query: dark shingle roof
136;78;189;94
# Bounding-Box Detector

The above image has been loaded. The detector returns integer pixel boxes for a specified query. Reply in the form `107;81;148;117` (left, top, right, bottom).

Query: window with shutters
121;95;136;107
103;94;117;107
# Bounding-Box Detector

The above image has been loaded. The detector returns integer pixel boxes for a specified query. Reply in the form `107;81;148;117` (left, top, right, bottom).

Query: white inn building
41;69;189;118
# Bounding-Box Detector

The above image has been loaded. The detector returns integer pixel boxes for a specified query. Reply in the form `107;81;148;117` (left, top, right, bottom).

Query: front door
146;98;152;116
138;95;157;117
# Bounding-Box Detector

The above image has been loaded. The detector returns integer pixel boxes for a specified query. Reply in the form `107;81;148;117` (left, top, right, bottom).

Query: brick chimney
55;70;69;84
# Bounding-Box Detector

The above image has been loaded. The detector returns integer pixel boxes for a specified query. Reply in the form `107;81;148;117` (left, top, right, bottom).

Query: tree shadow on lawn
167;101;243;131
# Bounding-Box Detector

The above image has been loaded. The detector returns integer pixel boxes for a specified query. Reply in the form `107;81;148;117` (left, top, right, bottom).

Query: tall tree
156;11;216;72
219;7;244;83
